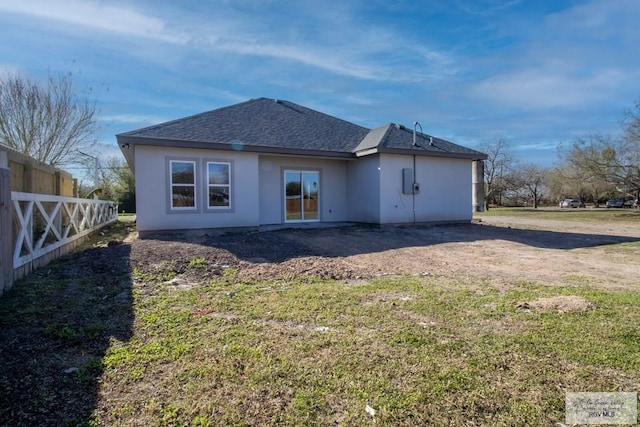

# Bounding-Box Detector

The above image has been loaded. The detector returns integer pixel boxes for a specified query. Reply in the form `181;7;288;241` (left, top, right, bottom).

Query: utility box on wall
402;168;419;194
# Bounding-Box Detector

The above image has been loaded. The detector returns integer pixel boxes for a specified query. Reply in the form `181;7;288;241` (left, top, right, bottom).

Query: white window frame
283;169;320;223
169;160;197;211
206;161;232;210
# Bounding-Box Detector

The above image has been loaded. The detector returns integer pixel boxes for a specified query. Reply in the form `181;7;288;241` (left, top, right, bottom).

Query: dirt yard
2;214;639;425
130;215;640;290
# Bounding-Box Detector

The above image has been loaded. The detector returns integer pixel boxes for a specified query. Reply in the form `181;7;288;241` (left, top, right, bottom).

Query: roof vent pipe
413;121;422;146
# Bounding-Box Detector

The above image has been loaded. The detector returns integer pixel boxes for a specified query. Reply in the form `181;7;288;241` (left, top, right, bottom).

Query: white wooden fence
1;190;117;294
12;191;118;267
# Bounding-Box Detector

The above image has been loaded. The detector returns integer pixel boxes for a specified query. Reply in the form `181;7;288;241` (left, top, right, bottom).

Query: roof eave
116;134;489;163
116;135;136;172
354;148;380;157
375;146;488;160
115;135;356;159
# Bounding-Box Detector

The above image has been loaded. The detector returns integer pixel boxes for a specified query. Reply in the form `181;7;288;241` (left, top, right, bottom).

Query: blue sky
1;0;639;177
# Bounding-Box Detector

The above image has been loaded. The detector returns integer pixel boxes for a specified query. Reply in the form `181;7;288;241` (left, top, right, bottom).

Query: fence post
0;151;13;295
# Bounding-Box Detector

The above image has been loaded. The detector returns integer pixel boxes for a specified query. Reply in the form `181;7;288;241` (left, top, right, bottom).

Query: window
207;162;231;209
167;158;232;213
170;160;196;210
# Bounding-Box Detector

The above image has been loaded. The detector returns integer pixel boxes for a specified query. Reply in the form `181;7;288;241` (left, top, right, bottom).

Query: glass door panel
302;172;319;220
285;171;302;221
284;170;319;222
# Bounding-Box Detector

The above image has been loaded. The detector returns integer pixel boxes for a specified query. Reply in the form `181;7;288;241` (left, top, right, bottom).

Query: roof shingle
118;97;486;160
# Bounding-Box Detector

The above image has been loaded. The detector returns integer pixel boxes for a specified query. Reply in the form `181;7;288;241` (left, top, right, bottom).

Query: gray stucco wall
258;155;348;225
134;146;473;231
346;155;381;223
413;156;472;222
378;154;472;224
134;145;260;231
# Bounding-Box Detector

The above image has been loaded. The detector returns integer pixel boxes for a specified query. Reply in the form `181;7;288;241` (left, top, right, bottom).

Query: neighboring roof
117;97;487;167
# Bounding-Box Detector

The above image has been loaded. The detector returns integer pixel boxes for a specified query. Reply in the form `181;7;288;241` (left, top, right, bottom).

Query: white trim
205;161;232;210
169;159;197;211
283;169;320;223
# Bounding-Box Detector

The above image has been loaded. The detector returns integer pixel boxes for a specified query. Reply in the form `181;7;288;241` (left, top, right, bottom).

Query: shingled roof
117;97;486;163
353;123;485;159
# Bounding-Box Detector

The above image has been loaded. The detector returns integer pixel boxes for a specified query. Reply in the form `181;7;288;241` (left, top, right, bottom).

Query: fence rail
11;191;117;269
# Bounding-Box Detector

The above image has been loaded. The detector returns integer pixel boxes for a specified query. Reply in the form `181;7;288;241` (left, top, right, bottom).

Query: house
117;98;487;234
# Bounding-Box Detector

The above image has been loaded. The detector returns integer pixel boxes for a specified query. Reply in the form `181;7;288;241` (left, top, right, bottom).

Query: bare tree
556;166;612;206
512;164;546;208
563;133;639;201
558;99;640;202
623;98;640;144
480;137;514;210
0;72;98;166
620;98;640;198
546;167;570;202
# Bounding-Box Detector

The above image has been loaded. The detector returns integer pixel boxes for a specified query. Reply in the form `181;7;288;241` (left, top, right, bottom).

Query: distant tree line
481;98;640;209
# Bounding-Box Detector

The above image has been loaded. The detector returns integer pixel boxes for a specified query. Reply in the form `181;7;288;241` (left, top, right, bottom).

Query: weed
77;357;104;382
187;257;207;269
222;267;239;281
132;267;177;283
42;323;78;340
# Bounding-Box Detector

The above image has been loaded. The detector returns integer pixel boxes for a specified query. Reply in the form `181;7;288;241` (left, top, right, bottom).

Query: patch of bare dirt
526;296;596;313
129;215;640;290
238;256;369;281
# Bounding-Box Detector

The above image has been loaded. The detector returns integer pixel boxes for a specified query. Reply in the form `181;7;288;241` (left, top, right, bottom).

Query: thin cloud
472;68;627;109
99;114;170;125
0;0;452;83
211;38;427;83
467;0;640;110
3;0;635;169
0;0;185;43
454;0;521;15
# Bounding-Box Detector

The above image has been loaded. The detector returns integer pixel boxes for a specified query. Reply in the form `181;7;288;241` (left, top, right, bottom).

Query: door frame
283;169;320;223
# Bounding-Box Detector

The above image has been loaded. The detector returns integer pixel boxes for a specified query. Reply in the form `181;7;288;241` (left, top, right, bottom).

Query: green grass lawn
477;206;640;222
0;218;638;426
98;276;639;426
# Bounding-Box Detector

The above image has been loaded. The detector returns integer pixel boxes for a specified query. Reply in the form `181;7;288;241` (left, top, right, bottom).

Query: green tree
101;157;135;212
286;181;301;197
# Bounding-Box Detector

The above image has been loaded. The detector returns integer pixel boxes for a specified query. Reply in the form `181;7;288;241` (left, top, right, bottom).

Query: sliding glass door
284;170;319;222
